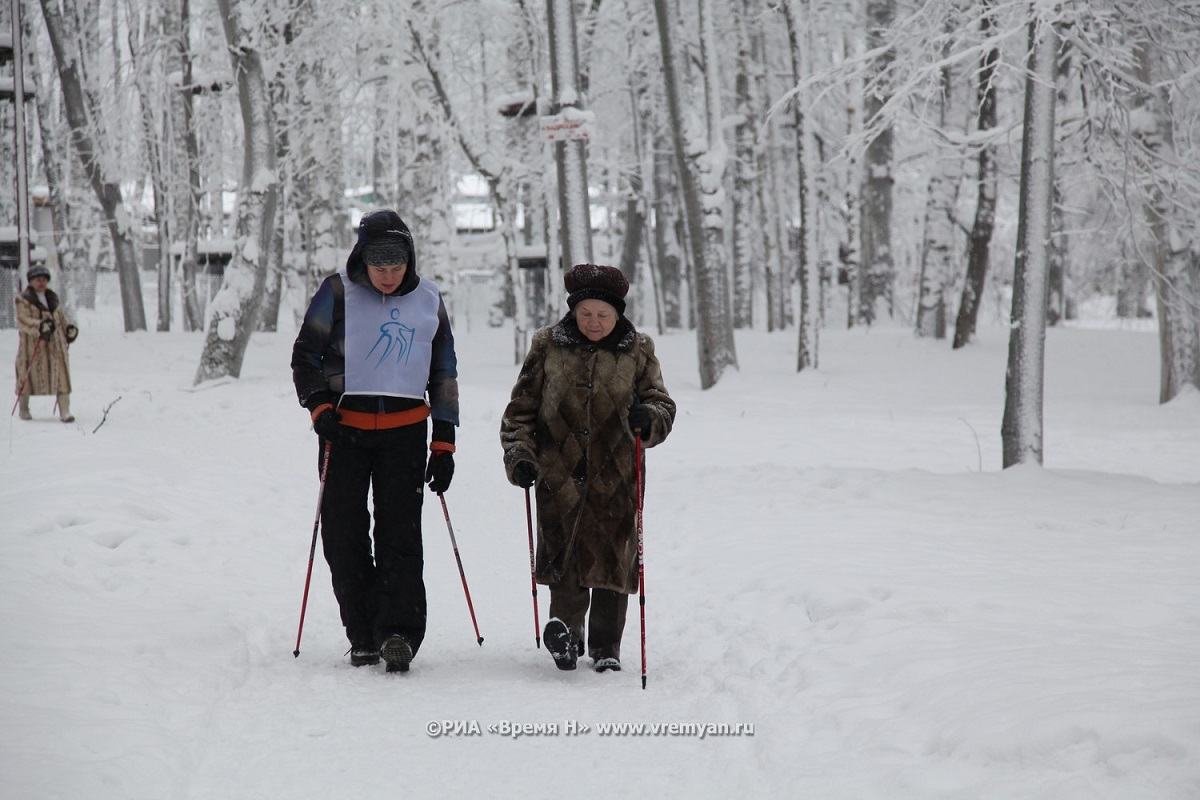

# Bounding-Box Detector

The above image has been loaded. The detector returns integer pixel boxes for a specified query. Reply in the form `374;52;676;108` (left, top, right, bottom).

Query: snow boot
593;657;621;673
380;634;413;673
349;641;380;667
543;618;579;671
17;394;31;421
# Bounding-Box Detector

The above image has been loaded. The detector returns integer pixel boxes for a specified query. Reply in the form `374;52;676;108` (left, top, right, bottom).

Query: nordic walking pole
438;492;484;645
635;432;647;690
525;488;541;649
294;441;331;657
10;336;43;416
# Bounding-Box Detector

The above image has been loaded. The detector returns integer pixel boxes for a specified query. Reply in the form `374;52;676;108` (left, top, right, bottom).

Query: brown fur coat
500;314;675;593
14;287;73;397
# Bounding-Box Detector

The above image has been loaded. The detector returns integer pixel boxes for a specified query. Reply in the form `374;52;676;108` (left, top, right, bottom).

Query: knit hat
27;264;50;282
362;238;410;267
565;263;629;315
351;209;415;273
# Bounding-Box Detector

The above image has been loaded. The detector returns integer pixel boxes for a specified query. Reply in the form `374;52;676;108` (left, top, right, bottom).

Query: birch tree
781;0;819;369
653;0;737;389
857;0;896;326
1130;39;1199;402
1001;9;1058;468
37;0;147;331
952;0;999;350
194;0;277;383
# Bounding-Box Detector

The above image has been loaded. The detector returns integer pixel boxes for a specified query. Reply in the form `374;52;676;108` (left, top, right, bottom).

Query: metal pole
10;0;32;278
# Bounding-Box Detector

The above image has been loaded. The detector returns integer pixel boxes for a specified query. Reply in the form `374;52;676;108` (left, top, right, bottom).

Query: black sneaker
543;619;579;671
349;642;379;667
593;657;621;673
380;634;413;673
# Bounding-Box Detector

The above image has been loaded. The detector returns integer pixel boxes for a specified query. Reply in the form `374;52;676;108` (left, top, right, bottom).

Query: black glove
38;319;55;341
426;452;454;493
64;324;79;344
628;404;652;434
311;406;342;441
512;461;538;489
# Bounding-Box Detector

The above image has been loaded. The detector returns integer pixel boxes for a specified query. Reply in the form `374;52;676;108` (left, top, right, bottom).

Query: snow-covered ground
3;299;1198;799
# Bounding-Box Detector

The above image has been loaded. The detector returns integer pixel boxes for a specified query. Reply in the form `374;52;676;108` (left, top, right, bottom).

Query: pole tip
536;637;542;650
641;675;647;690
477;637;484;646
293;650;300;658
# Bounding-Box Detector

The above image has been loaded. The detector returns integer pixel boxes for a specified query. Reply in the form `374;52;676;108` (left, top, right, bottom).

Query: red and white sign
540;113;593;141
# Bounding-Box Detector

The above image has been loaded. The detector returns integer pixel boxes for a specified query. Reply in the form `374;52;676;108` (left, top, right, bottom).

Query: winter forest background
3;3;1200;796
2;0;1199;445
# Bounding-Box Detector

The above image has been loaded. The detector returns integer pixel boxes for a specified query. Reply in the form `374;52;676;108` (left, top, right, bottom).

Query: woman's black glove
512;461;538;489
38;319;55;341
65;324;79;343
426;452;454;493
628;404;652;433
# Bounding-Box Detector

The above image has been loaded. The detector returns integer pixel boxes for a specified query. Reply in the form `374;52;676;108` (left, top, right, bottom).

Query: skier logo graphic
366;309;415;368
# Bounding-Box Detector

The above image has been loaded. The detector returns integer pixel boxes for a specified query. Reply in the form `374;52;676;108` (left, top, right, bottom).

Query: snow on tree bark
858;0;896;327
782;0;819;370
37;0;147;332
953;3;999;351
194;0;278;384
1002;11;1058;469
547;0;594;275
653;0;736;389
1130;42;1200;403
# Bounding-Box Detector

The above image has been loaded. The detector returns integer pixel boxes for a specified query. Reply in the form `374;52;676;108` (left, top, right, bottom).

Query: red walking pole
294;441;331;657
635;433;647;689
525;488;541;649
11;336;43;416
438;492;484;645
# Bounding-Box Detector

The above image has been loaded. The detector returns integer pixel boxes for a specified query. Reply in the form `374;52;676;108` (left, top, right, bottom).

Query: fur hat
27;264;50;282
565;263;629;315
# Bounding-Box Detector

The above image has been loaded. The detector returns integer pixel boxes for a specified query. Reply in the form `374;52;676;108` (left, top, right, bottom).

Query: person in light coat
14;264;78;423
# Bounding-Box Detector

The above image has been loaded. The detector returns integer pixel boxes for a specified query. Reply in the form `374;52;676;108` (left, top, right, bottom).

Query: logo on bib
366;308;416;367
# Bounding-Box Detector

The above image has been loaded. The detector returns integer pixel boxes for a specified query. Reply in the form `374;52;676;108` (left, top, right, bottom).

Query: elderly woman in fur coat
14;264;78;422
501;263;675;674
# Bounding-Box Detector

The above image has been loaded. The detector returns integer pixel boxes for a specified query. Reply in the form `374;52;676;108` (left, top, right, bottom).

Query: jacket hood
346;209;419;296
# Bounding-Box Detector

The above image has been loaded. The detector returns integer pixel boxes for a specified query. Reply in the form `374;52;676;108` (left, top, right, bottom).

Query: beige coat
14;287;73;397
500;315;675;593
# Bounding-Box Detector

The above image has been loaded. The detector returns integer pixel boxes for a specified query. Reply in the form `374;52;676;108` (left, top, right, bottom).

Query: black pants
548;560;629;660
318;422;428;654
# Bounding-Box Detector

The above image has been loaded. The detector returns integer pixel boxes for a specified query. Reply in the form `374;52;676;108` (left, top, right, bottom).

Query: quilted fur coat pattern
500;314;675;594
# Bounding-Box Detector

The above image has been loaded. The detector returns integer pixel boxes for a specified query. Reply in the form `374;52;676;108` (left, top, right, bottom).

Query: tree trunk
194;0;278;383
1001;12;1058;468
858;0;896;327
731;5;760;329
174;0;205;331
654;0;736;389
38;0;147;332
952;2;999;350
782;0;819;369
1131;42;1200;402
915;50;960;340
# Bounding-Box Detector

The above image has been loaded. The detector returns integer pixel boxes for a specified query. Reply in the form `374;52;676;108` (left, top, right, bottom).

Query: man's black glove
38;319;55;341
311;405;342;441
628;404;652;434
426;452;454;493
64;324;79;344
512;461;538;489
